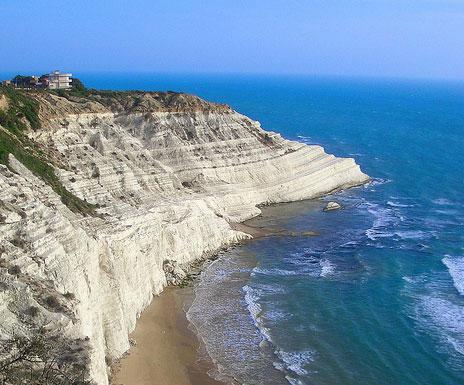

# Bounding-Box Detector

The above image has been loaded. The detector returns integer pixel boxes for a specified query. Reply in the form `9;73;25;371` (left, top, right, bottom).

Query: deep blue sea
9;72;464;384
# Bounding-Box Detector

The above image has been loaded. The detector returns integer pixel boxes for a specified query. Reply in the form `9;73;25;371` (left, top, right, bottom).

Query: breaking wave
415;295;464;359
243;283;316;384
276;349;315;376
432;198;454;206
387;200;414;208
243;285;274;344
364;202;400;241
443;256;464;296
320;259;336;277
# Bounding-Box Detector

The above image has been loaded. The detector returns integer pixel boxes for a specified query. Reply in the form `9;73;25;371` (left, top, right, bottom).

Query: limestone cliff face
0;91;369;384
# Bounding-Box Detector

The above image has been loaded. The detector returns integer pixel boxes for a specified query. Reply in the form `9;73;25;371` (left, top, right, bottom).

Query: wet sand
111;286;225;385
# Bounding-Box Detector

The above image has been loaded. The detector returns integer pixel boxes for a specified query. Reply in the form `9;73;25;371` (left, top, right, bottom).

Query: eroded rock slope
0;91;369;384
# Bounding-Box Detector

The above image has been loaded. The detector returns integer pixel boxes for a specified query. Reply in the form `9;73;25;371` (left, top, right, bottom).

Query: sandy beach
111;286;225;385
110;214;319;385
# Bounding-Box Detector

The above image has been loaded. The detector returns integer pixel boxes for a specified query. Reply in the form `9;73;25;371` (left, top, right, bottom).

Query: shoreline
111;206;323;385
111;285;226;385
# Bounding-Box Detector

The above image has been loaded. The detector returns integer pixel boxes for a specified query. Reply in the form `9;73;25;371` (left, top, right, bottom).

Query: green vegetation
51;87;122;104
0;86;40;134
0;328;93;385
71;78;86;93
11;75;37;89
0;86;97;216
51;77;89;98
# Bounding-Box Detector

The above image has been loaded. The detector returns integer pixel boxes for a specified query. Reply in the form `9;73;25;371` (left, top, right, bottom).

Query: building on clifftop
48;70;72;89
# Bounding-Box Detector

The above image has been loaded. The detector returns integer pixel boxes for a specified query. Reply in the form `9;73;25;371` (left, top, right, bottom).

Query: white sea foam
266;308;291;322
387;200;413;208
402;276;415;284
443;256;464;296
416;295;464;358
340;239;363;249
254;282;287;295
435;208;459;216
252;266;319;277
432;198;453;206
284;375;305;385
243;285;273;344
276;349;315;376
394;230;429;240
362;200;430;243
319;259;336;277
364;202;399;240
243;285;262;319
252;267;299;276
296;135;312;144
365;178;392;188
243;284;317;382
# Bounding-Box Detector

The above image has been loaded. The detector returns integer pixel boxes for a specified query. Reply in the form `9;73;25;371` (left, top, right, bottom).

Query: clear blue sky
1;0;463;79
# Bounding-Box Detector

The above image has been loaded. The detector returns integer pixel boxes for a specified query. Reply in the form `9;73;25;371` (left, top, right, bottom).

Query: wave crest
443;256;464;296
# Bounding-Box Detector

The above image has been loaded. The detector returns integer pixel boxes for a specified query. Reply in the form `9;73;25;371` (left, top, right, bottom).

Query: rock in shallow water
324;201;342;211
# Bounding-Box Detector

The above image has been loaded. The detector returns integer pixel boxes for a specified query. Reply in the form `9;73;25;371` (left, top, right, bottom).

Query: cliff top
0;87;231;125
68;89;231;113
0;86;233;217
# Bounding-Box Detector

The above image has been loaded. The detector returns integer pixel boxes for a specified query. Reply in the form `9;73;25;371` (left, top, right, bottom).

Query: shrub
63;292;76;300
0;328;93;385
71;78;86;93
7;265;21;275
26;306;39;317
44;295;61;309
10;235;25;249
0;86;40;134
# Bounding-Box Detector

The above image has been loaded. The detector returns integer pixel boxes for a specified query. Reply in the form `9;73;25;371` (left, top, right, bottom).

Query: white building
48;70;72;89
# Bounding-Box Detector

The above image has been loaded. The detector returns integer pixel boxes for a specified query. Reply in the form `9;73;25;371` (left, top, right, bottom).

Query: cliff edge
0;88;369;384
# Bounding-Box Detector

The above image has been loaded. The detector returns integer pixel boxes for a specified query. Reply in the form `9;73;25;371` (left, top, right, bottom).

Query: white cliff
0;91;369;384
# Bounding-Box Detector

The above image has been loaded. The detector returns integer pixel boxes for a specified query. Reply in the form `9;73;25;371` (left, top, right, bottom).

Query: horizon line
1;70;463;84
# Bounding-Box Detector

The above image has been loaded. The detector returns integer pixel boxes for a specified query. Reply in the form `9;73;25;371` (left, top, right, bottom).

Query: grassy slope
0;86;97;216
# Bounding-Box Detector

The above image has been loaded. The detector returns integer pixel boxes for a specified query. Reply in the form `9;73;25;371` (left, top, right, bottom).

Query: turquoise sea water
85;74;464;384
9;73;464;384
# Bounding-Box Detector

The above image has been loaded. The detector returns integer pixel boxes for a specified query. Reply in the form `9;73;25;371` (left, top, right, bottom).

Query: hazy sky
1;0;463;79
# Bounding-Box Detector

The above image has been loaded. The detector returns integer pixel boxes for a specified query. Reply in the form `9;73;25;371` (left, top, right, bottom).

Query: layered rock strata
0;91;369;384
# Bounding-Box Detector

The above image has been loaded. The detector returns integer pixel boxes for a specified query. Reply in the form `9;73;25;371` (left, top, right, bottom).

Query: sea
9;72;464;384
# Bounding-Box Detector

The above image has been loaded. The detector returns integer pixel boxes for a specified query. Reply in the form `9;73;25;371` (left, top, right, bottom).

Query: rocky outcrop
324;201;342;211
0;91;369;384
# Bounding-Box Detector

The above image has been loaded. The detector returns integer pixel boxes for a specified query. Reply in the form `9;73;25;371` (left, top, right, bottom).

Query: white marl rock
0;95;369;384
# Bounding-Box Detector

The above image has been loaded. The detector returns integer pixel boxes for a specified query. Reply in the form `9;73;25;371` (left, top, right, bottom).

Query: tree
0;328;93;385
11;76;34;88
71;78;86;93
